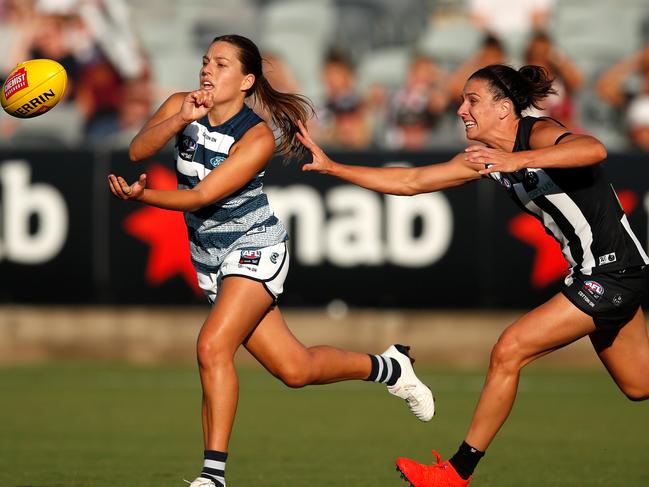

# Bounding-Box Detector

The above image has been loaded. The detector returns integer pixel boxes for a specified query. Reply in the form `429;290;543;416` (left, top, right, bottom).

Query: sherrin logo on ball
1;59;67;118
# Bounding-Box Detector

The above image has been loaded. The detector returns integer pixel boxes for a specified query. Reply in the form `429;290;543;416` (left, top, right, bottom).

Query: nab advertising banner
0;149;647;308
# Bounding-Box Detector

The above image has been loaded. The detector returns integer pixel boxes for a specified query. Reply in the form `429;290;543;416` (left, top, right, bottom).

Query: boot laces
430;450;444;467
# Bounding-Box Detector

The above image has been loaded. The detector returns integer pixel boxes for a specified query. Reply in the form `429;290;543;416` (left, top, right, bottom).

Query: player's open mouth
463;120;476;130
202;81;214;90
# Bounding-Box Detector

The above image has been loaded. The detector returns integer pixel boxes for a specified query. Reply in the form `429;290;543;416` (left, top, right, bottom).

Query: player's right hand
296;120;336;174
108;173;147;201
180;90;214;122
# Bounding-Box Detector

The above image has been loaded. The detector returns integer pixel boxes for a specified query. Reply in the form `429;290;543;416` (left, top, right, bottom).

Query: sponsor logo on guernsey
577;290;596;308
583;280;604;300
239;250;261;266
179;136;197;161
270;252;279;264
4;67;28;100
209;155;226;167
612;294;623;306
527;180;556;200
598;252;617;265
204;133;223;143
246;225;266;236
500;176;512;189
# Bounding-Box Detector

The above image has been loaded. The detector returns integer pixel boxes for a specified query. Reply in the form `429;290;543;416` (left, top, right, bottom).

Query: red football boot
396;450;471;487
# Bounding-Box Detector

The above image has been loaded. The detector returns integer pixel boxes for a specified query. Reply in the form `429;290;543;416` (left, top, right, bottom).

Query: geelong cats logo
179;136;198;161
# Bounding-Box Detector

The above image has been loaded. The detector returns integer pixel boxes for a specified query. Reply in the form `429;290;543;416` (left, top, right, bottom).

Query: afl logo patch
239;250;261;266
583;280;604;300
500;177;512;189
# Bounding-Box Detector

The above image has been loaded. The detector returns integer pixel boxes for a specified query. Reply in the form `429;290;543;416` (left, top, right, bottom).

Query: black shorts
562;266;648;329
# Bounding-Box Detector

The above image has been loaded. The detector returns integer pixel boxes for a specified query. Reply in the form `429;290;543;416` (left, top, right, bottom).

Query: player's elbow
399;171;426;196
128;144;145;162
129;151;142;163
582;137;607;163
187;187;216;212
594;142;607;162
396;185;420;196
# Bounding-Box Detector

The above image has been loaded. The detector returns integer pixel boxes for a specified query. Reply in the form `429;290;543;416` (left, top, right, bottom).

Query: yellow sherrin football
1;59;68;118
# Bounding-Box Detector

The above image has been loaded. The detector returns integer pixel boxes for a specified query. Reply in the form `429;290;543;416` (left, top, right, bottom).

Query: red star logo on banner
509;190;638;289
123;164;201;295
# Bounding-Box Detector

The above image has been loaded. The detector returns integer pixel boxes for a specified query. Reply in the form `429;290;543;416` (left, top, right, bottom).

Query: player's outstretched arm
469;120;607;175
110;123;275;212
128;90;215;162
297;120;482;195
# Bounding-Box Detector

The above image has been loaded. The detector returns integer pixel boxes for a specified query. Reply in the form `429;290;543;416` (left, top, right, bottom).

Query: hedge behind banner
1;149;647;308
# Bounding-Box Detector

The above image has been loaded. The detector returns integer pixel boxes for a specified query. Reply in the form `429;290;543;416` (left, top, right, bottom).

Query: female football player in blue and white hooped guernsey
108;34;434;487
297;64;649;487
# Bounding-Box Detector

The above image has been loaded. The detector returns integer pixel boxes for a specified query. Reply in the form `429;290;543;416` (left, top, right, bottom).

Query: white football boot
186;477;222;487
382;344;435;422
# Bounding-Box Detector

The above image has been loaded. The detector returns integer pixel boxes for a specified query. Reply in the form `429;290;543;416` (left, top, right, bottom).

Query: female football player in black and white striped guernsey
108;34;434;487
297;64;649;487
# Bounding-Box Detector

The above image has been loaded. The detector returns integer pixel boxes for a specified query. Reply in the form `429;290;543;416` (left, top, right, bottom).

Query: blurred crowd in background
2;0;649;153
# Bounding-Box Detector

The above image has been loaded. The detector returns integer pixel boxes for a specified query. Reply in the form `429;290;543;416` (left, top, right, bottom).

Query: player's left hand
296;120;337;174
108;173;147;200
464;145;524;174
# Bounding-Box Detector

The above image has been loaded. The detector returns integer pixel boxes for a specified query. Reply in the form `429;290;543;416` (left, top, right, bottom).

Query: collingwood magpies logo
523;170;540;189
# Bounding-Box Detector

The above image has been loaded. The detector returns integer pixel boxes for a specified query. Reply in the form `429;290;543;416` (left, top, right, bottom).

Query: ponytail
252;76;314;161
469;64;557;116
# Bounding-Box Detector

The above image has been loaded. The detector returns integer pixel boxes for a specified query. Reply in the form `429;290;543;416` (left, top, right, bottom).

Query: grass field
1;363;647;487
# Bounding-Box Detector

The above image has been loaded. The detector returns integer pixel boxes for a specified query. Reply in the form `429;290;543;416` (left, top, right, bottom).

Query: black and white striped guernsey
487;116;649;276
174;105;288;273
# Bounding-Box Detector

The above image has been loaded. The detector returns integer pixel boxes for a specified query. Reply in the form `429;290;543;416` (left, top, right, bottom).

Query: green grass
0;363;647;487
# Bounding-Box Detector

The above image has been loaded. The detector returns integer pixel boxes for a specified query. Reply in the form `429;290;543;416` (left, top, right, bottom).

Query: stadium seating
4;0;649;150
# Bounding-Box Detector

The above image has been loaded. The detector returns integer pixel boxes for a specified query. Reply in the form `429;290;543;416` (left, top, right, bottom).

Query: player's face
457;78;503;141
200;41;254;103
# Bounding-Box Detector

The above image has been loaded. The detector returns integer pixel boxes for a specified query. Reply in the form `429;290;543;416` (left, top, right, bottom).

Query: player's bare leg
244;306;434;420
197;277;273;450
464;293;596;450
243;306;370;385
396;294;597;486
191;277;274;487
590;308;649;400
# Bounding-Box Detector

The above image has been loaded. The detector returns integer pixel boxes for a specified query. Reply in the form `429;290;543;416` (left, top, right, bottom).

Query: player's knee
489;332;524;373
276;363;311;388
196;335;233;371
623;385;649;402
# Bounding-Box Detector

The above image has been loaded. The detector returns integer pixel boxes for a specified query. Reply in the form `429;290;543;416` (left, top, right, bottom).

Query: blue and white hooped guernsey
175;105;288;273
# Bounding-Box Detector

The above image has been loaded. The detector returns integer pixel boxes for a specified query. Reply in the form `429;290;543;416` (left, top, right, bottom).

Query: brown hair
469;64;556;116
212;34;314;160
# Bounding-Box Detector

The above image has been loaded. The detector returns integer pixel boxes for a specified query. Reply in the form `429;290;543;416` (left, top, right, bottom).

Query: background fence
1;149;647;308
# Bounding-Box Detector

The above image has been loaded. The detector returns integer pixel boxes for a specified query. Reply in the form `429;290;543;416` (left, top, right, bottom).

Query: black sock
201;450;227;486
449;441;484;480
365;354;401;386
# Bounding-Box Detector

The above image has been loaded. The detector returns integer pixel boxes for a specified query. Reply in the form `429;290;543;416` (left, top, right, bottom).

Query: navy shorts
562;266;648;329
